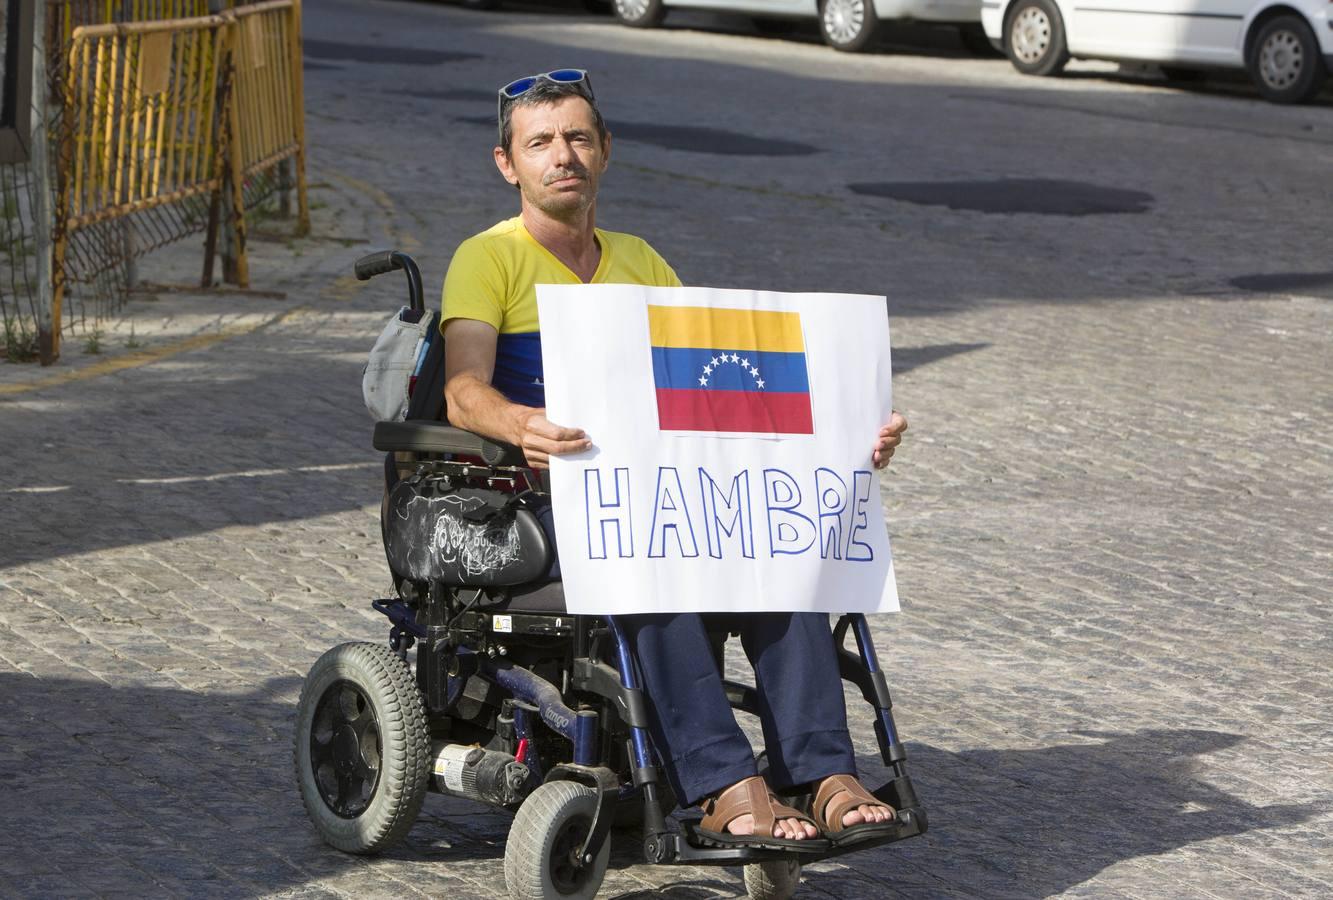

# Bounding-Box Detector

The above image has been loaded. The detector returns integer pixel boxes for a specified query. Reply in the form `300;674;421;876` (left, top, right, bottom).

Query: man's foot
816;773;894;829
696;775;822;846
810;773;897;847
725;797;819;841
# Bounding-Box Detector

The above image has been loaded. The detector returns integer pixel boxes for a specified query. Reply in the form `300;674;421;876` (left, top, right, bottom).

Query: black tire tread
1005;0;1070;77
819;0;879;53
294;642;431;855
613;0;665;28
504;780;608;900
1247;14;1328;104
743;858;803;900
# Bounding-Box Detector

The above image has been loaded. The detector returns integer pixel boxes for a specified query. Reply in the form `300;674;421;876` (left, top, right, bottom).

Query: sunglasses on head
499;68;593;100
496;69;595;122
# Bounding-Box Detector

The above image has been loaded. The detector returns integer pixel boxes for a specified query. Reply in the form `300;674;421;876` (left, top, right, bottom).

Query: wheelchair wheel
293;642;431;854
744;858;803;900
504;780;610;900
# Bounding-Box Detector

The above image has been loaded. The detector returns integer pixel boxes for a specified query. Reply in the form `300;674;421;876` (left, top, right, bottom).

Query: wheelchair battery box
384;479;552;587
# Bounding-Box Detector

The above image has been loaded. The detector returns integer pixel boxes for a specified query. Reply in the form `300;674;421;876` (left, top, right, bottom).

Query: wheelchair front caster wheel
744;858;803;900
504;780;610;900
294;642;431;854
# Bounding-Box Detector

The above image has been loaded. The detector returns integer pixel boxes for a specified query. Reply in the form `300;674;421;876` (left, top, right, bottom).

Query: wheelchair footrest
819;804;928;861
661;804;927;866
668;823;821;865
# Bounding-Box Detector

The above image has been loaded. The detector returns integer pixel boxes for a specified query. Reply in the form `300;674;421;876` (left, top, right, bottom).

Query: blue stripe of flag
650;347;809;393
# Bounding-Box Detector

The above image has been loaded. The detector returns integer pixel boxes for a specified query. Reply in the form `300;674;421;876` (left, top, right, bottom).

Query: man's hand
517;411;591;469
872;410;908;470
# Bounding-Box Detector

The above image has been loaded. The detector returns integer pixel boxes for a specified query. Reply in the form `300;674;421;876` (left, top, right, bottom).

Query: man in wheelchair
296;69;920;900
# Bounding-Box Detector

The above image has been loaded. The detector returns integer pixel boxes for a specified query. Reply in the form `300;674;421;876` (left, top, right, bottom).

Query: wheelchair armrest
373;421;528;466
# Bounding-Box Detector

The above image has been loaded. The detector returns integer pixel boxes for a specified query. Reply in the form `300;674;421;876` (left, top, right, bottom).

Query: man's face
495;95;610;218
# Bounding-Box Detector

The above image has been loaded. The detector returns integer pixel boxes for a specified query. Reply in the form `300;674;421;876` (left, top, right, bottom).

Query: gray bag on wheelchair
383;477;552;587
362;307;432;422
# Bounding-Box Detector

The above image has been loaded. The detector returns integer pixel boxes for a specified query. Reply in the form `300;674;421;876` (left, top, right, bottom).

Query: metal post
277;156;290;218
288;0;308;236
220;16;247;287
33;0;58;364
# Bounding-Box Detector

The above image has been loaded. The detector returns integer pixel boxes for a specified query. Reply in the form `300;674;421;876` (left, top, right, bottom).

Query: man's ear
601;132;612;172
494;146;519;186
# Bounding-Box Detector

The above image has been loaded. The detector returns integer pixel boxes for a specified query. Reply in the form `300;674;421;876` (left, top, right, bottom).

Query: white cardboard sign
537;284;898;615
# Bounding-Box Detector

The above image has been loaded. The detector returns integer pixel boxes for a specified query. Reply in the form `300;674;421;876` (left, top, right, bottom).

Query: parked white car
981;0;1333;103
613;0;982;53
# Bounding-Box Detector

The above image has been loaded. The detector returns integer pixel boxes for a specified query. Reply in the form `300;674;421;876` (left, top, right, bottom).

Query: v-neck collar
517;217;608;284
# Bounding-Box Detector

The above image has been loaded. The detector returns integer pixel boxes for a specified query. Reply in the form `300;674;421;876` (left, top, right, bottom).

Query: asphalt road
1;0;1331;897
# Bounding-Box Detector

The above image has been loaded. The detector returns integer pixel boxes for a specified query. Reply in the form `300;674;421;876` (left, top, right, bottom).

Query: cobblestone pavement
2;0;1331;896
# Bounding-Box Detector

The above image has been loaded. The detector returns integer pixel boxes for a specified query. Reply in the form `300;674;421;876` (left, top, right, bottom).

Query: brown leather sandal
694;776;829;853
812;773;898;847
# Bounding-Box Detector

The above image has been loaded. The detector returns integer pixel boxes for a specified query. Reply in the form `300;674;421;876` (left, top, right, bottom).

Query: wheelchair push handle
354;250;424;315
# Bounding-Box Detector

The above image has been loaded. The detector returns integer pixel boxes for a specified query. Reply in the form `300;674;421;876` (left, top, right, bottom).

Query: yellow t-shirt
441;216;680;406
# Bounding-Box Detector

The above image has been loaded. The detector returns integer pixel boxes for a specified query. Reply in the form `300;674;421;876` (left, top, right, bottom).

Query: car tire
1247;14;1328;104
819;0;879;52
459;0;501;10
959;23;1002;57
1005;0;1069;76
613;0;665;28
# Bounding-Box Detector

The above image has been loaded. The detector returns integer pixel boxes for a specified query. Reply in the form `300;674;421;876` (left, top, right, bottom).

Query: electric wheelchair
293;250;927;900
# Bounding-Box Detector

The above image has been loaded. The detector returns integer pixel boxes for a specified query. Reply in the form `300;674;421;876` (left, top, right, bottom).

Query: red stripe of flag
655;388;813;434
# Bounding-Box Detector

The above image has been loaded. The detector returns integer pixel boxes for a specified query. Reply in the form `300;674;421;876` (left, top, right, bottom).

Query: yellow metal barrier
60;16;226;229
53;13;230;357
49;0;307;360
223;0;310;289
48;0;213;51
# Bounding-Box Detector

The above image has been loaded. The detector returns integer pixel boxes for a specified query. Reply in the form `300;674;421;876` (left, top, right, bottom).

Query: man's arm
442;318;591;469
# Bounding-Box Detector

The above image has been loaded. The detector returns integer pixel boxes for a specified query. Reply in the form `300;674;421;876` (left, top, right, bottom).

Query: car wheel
1247;14;1328;104
613;0;665;28
819;0;878;52
1005;0;1069;76
959;23;1002;57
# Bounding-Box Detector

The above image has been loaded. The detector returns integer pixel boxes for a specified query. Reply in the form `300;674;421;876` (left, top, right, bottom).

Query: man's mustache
543;166;589;185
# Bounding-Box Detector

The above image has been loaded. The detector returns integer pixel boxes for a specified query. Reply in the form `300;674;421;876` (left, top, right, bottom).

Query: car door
1170;0;1250;64
667;0;812;14
1065;0;1181;59
1066;0;1251;63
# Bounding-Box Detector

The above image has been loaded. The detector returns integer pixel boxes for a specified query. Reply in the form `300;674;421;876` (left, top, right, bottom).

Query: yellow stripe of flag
647;305;804;353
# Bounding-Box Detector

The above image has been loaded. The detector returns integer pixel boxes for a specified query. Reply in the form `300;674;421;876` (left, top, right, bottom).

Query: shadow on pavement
0;670;1314;895
845;730;1316;897
0;333;975;567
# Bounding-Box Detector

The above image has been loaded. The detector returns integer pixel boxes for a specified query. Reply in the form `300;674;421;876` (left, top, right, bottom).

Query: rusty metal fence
37;0;306;361
215;0;307;287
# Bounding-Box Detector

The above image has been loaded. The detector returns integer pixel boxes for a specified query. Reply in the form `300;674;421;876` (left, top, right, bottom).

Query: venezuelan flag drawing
648;305;813;435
